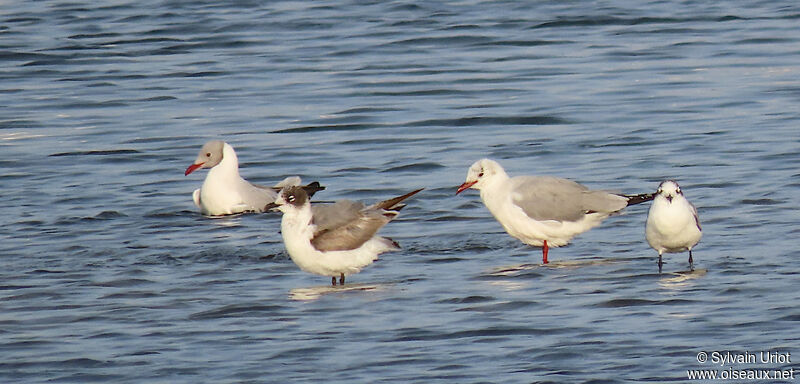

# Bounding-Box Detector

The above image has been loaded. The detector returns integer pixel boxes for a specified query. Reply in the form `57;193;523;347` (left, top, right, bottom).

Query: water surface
1;1;799;382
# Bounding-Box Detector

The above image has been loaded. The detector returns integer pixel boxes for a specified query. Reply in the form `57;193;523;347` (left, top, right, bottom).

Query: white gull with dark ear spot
456;158;654;264
645;180;702;272
184;140;324;216
268;186;423;286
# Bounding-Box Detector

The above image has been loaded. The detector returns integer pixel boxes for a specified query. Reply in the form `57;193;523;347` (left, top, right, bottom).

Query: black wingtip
264;202;279;211
376;188;424;211
624;192;655;206
303;181;326;199
385;237;401;249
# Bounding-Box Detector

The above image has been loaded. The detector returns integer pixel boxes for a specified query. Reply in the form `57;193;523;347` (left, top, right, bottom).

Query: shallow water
2;0;799;382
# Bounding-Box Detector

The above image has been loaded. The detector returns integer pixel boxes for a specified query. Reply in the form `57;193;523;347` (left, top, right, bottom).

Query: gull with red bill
457;158;653;264
185;140;324;216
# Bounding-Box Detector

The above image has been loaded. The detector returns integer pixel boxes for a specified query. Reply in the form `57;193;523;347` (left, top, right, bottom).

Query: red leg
542;240;549;264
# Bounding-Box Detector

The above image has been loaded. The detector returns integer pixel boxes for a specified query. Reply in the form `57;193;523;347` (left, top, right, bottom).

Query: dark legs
331;273;346;286
658;253;663;273
542;240;549;265
658;251;695;273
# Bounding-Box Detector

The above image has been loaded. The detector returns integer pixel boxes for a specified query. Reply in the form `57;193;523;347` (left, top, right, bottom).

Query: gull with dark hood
184;140;324;216
268;186;423;286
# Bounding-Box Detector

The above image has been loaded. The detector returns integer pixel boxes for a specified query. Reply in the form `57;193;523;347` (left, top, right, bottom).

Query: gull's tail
623;192;655;206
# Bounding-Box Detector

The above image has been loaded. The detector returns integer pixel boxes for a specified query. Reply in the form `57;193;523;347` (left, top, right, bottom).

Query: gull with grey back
645;180;702;272
184;140;324;216
457;158;654;264
267;186;423;285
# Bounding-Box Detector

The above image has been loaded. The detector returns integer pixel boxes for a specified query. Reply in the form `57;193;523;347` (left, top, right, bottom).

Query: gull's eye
288;194;296;203
206;152;212;157
478;170;484;177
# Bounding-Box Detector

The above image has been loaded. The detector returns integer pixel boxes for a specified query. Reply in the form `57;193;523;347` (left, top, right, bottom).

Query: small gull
645;180;702;272
185;140;324;216
456;158;653;264
267;186;423;286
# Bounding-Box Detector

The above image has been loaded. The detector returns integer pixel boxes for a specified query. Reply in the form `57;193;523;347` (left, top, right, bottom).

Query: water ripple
2;0;799;383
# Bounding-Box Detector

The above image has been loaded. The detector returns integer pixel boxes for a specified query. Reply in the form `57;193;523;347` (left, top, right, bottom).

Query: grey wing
274;176;302;188
580;190;629;215
689;201;701;231
244;177;302;210
239;181;279;211
510;176;627;222
311;206;392;252
510;176;590;222
311;200;366;232
253;176;301;192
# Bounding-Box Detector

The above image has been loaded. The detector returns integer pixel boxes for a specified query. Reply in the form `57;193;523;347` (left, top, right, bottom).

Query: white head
656;180;683;203
456;158;506;194
185;140;227;176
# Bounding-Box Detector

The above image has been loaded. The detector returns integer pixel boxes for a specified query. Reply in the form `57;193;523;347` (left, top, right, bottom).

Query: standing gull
184;140;324;216
645;180;702;272
456;158;653;264
267;186;423;285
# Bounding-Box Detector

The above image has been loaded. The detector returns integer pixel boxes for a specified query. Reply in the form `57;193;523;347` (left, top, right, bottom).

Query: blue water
2;1;799;382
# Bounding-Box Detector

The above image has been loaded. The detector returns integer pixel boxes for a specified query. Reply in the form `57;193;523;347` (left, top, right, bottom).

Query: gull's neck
281;204;314;234
480;170;510;195
479;172;511;213
208;143;241;180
